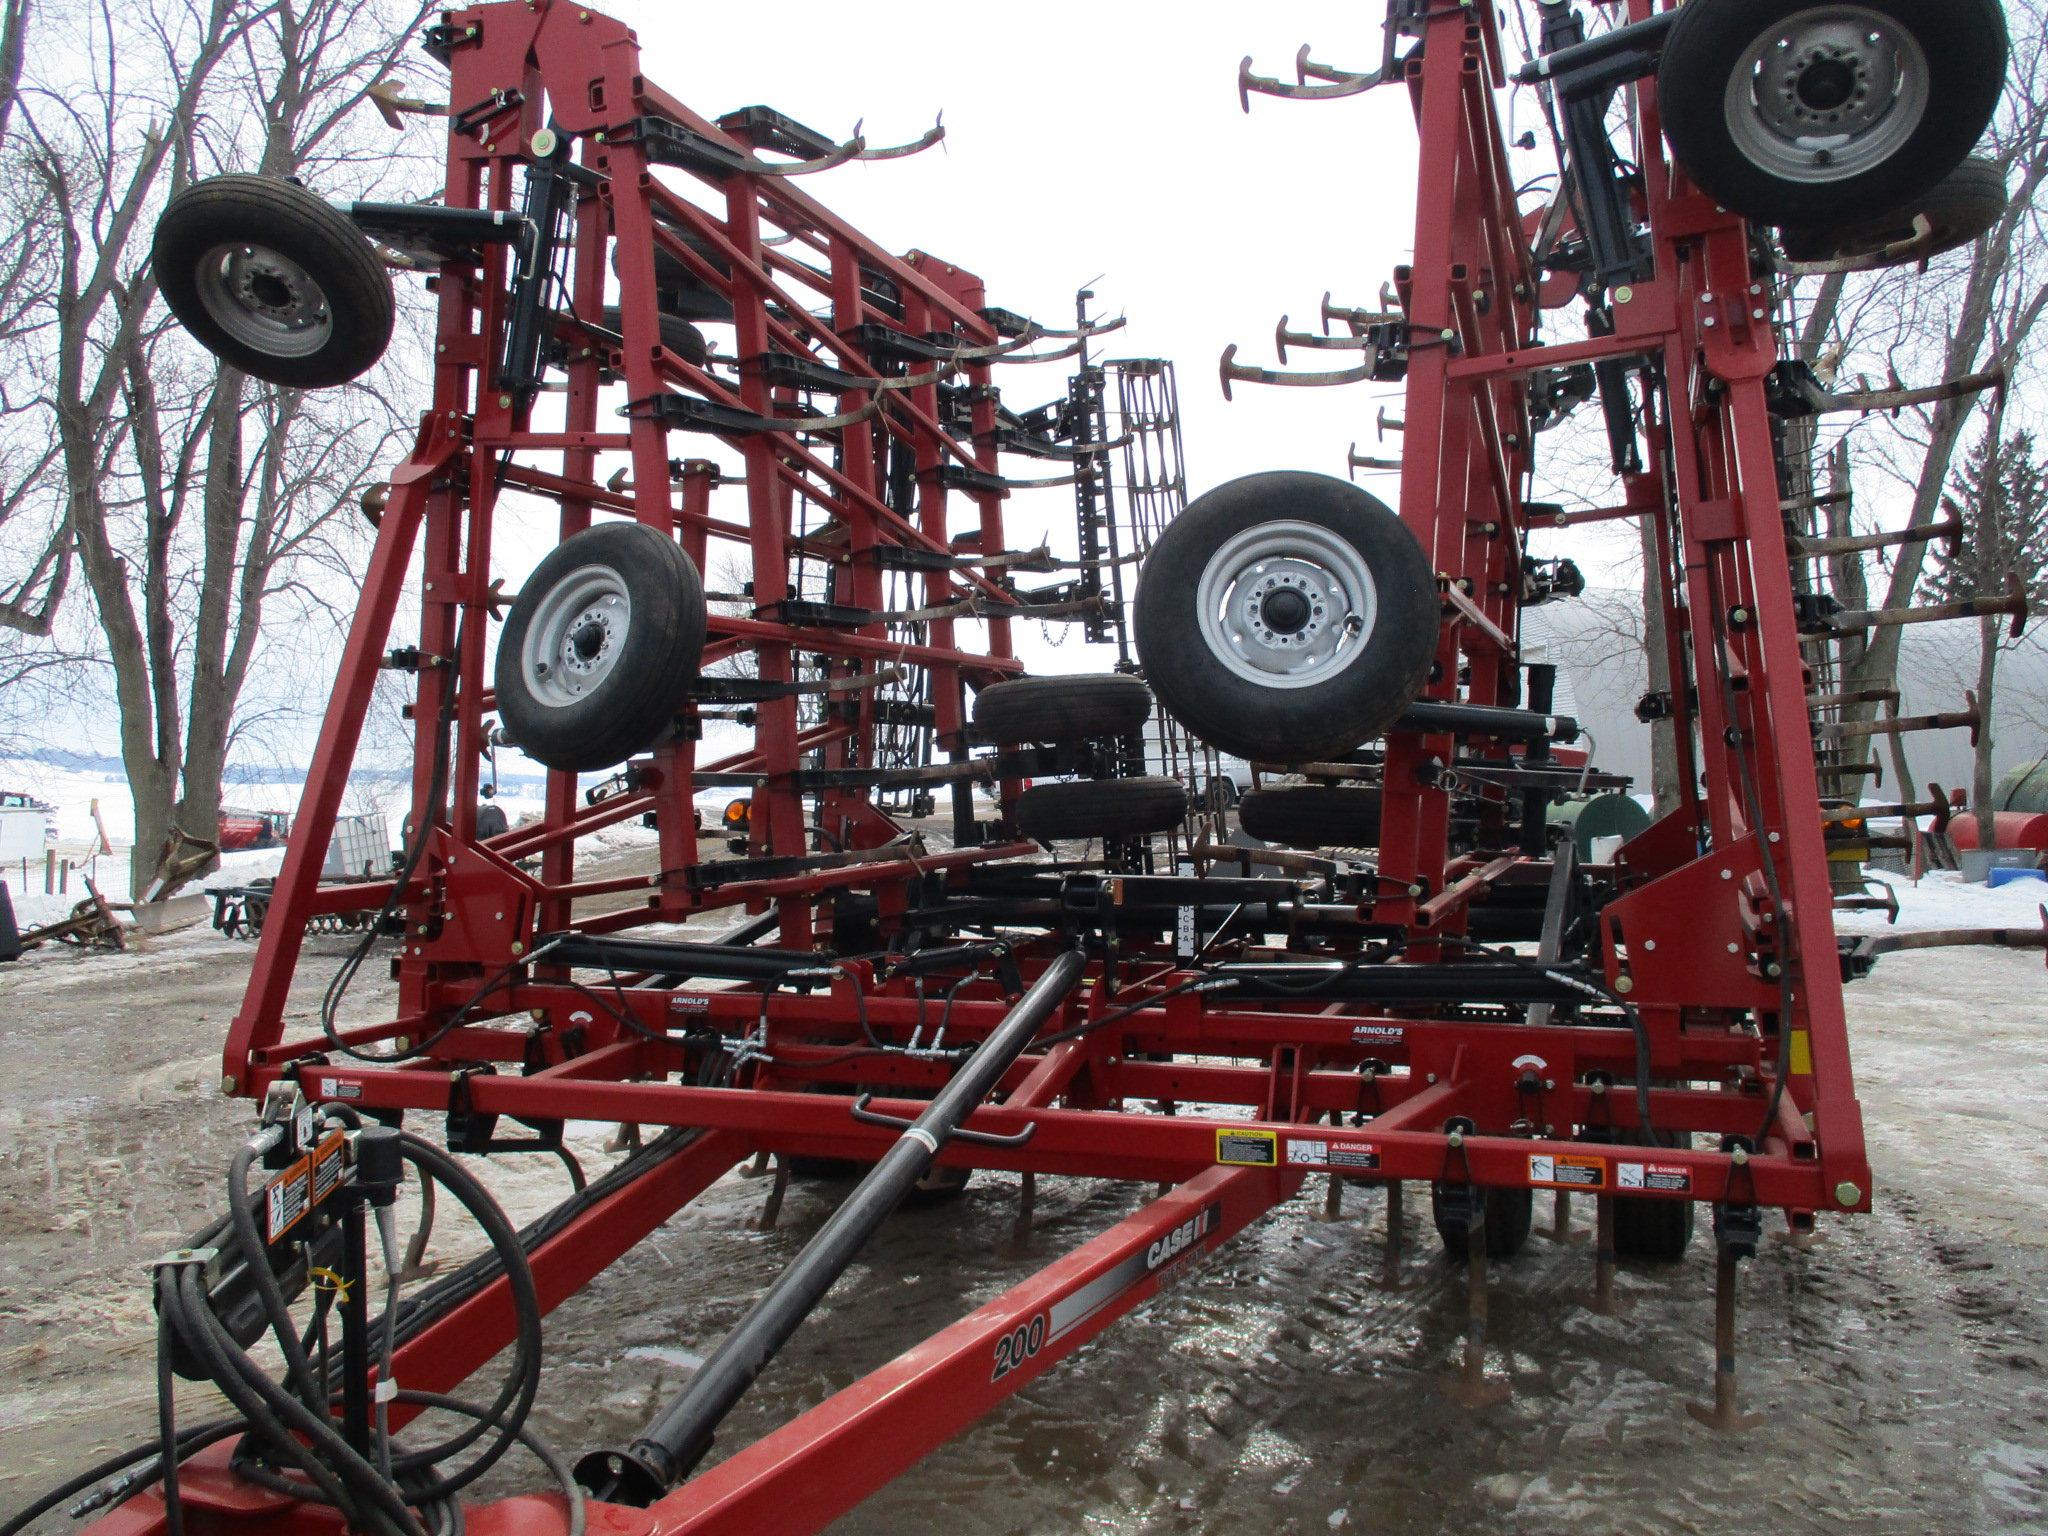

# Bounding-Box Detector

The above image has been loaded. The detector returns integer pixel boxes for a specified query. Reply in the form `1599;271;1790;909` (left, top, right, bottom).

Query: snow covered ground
1836;867;2048;935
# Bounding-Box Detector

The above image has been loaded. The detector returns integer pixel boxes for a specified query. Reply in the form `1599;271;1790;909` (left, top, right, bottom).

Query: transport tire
1134;473;1439;765
973;673;1153;745
1015;777;1189;842
495;522;706;773
1237;784;1383;849
1779;155;2007;265
601;304;710;367
1657;0;2008;226
154;175;395;388
1432;1183;1534;1261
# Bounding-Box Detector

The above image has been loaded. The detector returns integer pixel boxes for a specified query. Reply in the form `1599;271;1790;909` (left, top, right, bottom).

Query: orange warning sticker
1528;1152;1605;1190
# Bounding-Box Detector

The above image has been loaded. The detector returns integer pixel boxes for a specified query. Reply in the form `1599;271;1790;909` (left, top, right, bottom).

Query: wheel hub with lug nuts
196;242;335;358
1726;7;1929;184
523;568;632;707
1197;519;1379;691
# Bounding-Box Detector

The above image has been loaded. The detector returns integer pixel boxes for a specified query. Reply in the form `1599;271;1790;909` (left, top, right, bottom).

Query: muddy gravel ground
3;868;2046;1534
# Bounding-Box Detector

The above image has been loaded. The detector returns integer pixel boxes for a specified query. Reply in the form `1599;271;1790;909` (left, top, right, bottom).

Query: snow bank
1835;868;2048;936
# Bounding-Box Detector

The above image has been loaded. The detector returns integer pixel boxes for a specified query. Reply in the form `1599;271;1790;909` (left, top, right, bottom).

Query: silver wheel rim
194;242;334;358
1723;6;1930;186
1195;520;1377;691
521;567;631;709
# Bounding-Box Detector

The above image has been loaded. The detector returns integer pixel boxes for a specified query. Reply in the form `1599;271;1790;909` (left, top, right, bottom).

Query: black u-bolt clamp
850;1092;1037;1148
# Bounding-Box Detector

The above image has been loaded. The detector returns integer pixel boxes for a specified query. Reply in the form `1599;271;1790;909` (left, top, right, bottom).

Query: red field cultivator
13;1;2021;1533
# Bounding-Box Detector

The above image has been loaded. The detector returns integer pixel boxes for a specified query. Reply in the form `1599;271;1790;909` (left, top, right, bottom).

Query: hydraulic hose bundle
1;1120;580;1536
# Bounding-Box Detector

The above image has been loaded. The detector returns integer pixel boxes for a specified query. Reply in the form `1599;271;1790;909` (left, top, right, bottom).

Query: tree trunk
1975;613;2000;852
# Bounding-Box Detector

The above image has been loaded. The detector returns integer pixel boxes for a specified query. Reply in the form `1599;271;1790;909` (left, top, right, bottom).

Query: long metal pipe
576;947;1087;1504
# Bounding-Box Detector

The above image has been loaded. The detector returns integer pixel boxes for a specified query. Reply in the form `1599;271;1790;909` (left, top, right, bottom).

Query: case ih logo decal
995;1201;1222;1382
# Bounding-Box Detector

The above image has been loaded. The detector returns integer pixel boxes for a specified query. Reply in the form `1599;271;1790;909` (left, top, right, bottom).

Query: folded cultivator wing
20;1;2020;1533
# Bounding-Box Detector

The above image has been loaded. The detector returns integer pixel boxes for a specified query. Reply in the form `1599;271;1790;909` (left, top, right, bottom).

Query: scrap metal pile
9;1;2026;1533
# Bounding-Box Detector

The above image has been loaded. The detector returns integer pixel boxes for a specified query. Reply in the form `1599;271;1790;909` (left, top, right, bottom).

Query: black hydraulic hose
577;948;1089;1504
155;1272;186;1536
5;1130;547;1536
167;1266;384;1532
373;1134;543;1499
0;1420;244;1536
227;1138;330;1417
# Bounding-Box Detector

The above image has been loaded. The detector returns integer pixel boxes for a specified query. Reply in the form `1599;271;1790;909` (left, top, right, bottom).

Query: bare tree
1922;426;2048;843
2;0;431;892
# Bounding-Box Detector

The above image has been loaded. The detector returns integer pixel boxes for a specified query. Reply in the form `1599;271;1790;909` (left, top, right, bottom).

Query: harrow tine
1002;1170;1036;1258
1819;366;2003;418
1321;290;1403;336
1238;47;1385;112
366;78;448;128
1365;1181;1419;1293
1347;442;1402;479
754;135;867;176
1219;342;1377;401
1828;587;2028;641
1535;1187;1587;1245
1275;313;1384;364
996;313;1127;343
1816;693;1984;748
853;111;946;161
1791;513;1964;560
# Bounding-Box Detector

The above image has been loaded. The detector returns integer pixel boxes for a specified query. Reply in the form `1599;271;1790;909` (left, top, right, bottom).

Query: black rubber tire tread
1134;472;1440;764
495;522;706;773
1581;1125;1696;1260
601;305;710;367
1657;0;2009;226
1614;1126;1697;1261
1431;1183;1535;1261
615;224;735;323
153;175;394;388
1779;155;2008;264
1015;777;1189;842
1238;784;1383;849
973;673;1153;744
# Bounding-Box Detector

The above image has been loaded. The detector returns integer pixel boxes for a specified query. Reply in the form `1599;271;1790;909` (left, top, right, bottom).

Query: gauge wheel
153;175;394;388
1238;784;1383;849
1779;154;2007;266
1432;1183;1535;1261
601;305;710;367
973;673;1153;745
1135;472;1439;765
1657;0;2008;226
494;522;706;773
1015;777;1189;842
